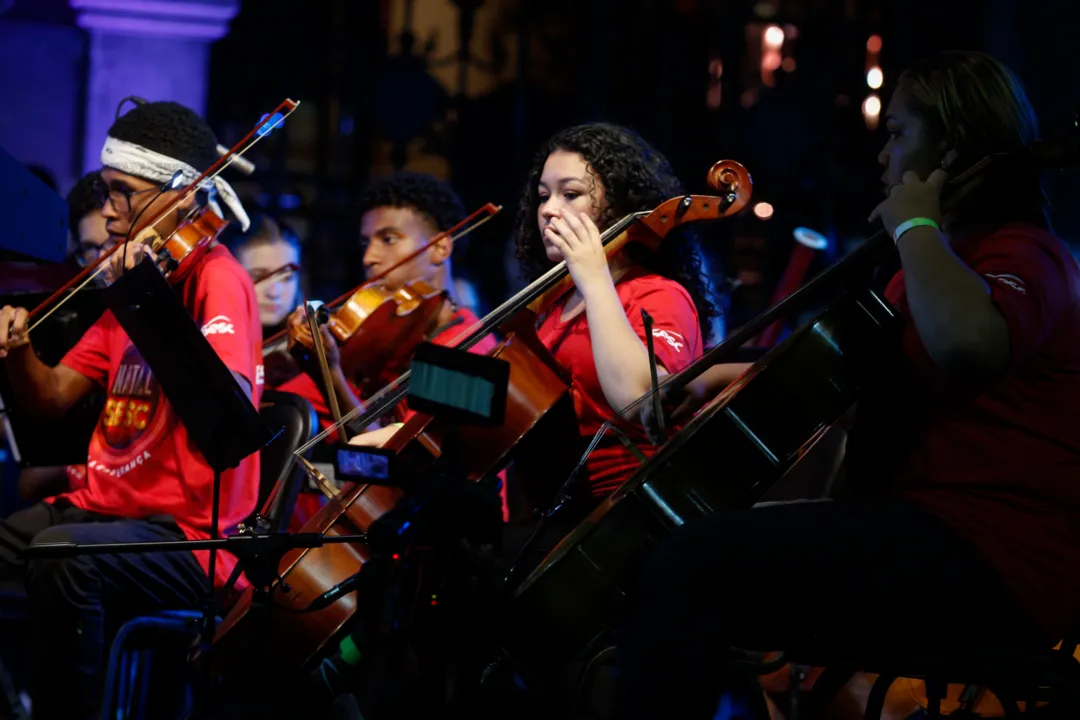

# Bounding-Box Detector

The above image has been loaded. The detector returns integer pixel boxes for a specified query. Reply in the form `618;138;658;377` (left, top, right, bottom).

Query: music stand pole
100;257;268;717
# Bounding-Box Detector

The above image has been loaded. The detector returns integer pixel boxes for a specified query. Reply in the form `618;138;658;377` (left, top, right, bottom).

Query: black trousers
612;499;1050;720
0;500;209;720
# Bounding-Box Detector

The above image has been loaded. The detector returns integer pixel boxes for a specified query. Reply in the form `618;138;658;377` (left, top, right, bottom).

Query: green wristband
894;217;939;244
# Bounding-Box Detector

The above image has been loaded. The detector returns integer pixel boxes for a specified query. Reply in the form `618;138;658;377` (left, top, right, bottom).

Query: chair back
256;389;318;531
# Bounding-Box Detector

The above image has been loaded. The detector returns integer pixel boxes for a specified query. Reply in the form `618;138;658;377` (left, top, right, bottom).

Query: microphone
303;571;362;613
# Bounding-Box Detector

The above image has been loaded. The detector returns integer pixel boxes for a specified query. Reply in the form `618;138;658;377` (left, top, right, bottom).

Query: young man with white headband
0;100;262;719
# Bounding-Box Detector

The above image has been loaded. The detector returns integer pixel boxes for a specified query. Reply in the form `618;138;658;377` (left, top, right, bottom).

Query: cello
499;129;1080;695
211;159;753;674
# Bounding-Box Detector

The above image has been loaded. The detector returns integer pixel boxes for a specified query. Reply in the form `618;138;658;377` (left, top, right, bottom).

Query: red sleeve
969;229;1071;368
59;312;113;387
193;260;259;386
624;282;703;374
275;372;332;424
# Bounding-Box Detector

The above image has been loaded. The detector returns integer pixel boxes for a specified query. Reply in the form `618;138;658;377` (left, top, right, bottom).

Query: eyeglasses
105;184;159;215
74;238;116;268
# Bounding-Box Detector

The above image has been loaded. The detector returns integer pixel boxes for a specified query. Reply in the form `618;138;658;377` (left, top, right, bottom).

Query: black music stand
109;257;270;710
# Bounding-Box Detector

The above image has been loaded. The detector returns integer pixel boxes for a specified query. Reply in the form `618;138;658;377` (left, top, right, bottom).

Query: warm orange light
863;94;881;130
753;202;774;220
781;57;796;72
763;50;781;72
709;58;723;78
867;34;882;53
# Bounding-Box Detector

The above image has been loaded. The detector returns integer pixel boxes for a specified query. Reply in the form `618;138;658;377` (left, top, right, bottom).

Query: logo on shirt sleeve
652;328;685;352
201;315;235;336
256;364;265;386
984;273;1027;295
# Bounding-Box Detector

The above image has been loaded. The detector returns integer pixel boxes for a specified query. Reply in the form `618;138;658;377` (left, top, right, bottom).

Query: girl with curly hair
514;122;717;500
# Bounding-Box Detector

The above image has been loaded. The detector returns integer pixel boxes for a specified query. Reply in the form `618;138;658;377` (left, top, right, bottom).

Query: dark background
4;0;1079;337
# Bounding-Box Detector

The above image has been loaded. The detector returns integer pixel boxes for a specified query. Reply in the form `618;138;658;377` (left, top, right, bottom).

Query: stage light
867;66;883;89
764;25;784;47
753;202;774;220
793;226;828;250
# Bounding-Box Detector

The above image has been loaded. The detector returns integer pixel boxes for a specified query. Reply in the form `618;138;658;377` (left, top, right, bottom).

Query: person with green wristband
617;50;1080;720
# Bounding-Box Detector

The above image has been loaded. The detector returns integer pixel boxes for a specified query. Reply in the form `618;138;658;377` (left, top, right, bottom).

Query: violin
264;203;501;393
211;159;753;674
23;100;299;335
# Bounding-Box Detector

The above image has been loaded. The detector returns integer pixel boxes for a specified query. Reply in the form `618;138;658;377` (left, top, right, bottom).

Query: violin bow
262;202;502;349
25;100;299;335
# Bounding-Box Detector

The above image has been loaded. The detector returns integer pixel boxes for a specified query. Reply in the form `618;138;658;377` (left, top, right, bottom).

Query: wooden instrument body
214;312;582;672
212;480;400;670
288;279;448;393
214;160;755;676
500;286;899;687
138;206;228;283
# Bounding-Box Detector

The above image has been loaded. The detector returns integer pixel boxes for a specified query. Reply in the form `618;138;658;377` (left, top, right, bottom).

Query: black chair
767;638;1080;719
250;389;319;532
98;389;319;720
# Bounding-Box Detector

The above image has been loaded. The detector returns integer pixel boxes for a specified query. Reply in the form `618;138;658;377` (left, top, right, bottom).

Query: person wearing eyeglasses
67;171;111;273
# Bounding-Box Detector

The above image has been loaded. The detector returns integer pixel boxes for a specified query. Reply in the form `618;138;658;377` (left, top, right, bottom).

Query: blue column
69;0;240;173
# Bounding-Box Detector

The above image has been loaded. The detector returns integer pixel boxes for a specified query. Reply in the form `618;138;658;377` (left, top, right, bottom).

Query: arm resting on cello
0;306;96;422
582;279;671;411
870;170;1011;382
642;362;751;434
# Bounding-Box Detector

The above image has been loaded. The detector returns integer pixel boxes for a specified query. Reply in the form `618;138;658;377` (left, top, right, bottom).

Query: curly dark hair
107;100;219;171
358;171;466;237
66;170;106;232
514;123;718;335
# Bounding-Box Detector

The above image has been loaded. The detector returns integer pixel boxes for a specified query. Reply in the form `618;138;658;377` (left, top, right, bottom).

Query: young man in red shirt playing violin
276;172;502;521
0;101;262;720
615;51;1080;720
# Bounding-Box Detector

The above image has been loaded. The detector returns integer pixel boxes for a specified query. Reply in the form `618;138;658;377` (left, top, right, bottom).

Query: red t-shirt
537;272;703;498
56;245;264;594
884;222;1080;639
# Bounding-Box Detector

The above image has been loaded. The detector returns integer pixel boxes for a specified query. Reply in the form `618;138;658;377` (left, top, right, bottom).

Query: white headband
101;136;251;232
